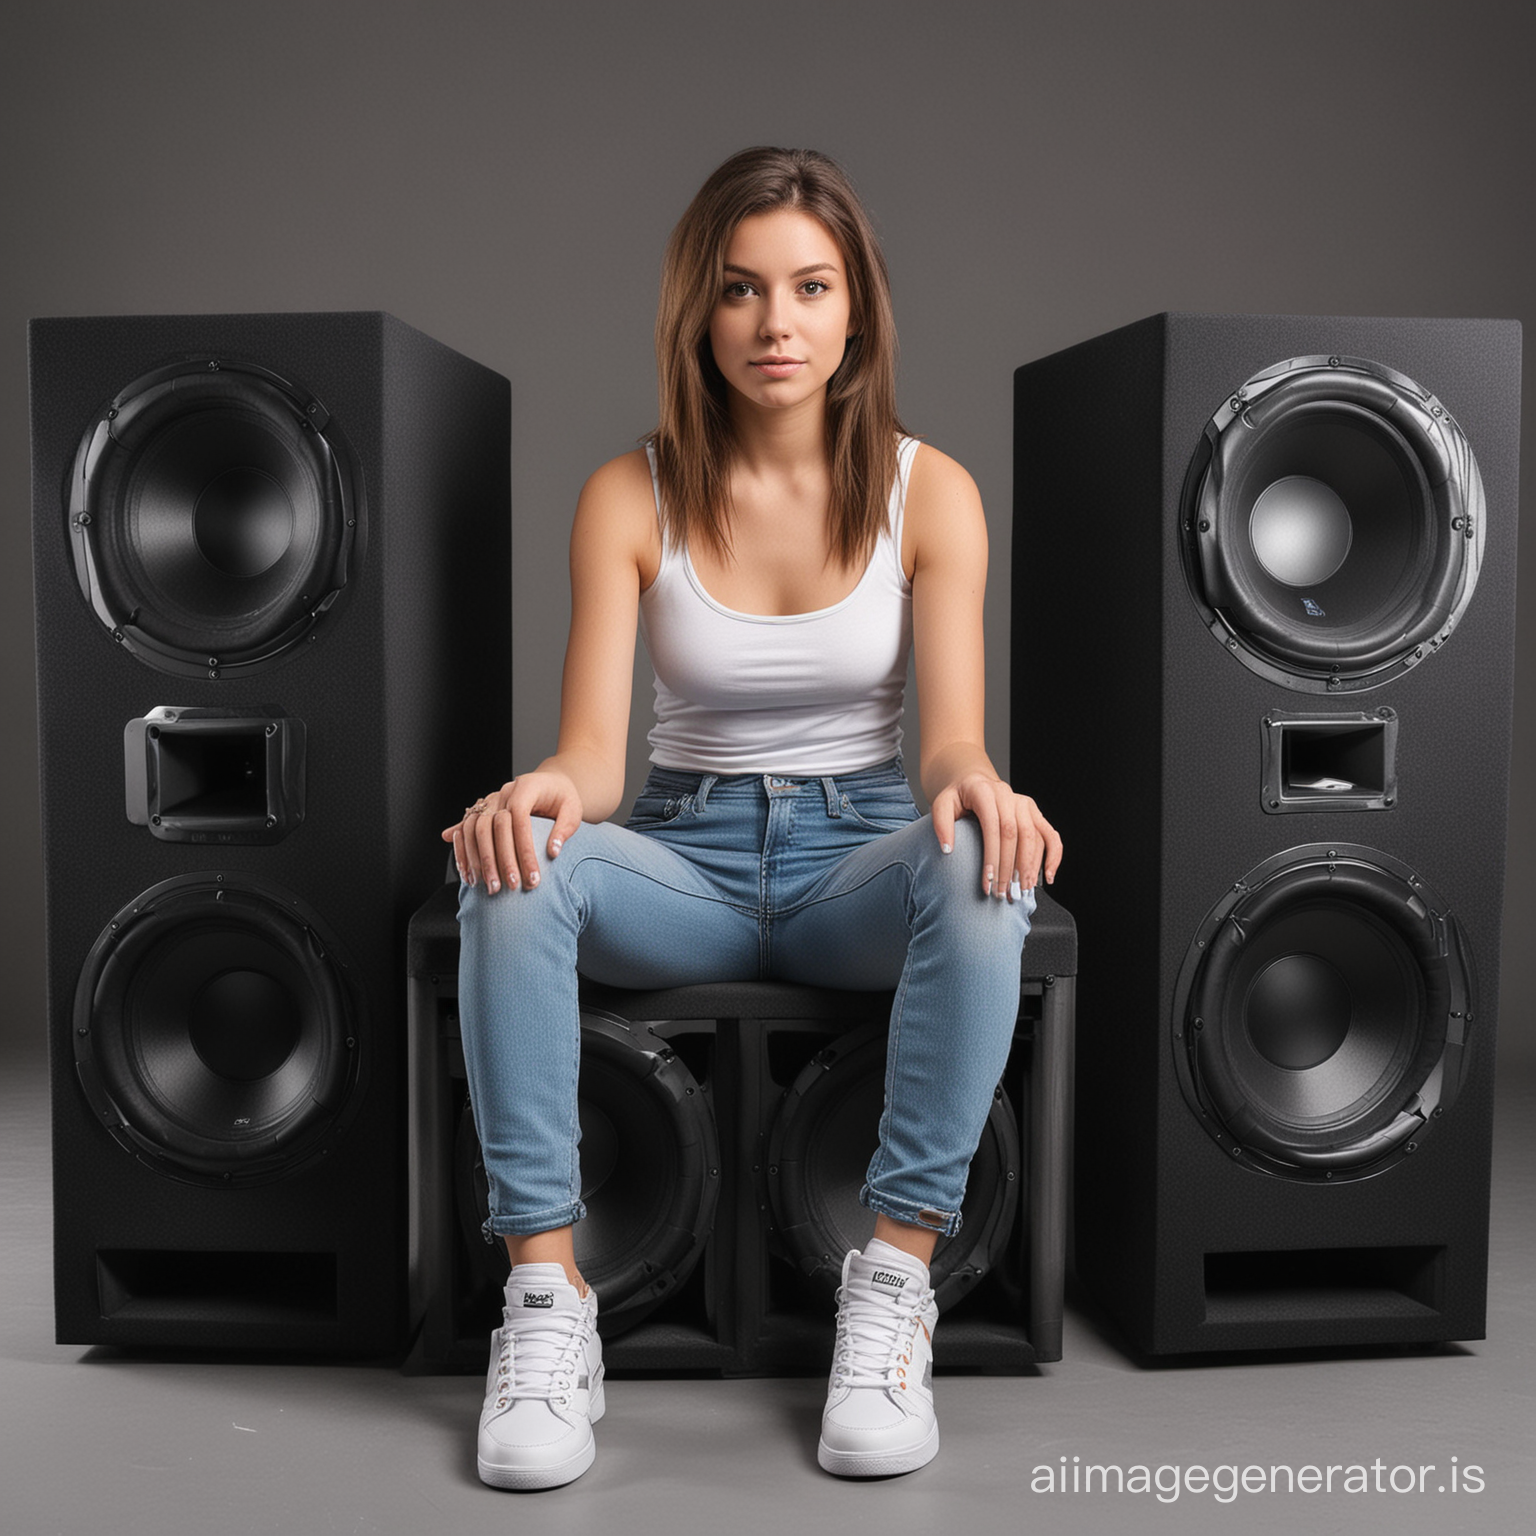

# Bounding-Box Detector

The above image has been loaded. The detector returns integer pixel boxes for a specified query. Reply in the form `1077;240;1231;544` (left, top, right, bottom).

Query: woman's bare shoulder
903;441;986;572
579;446;656;509
573;446;662;580
907;440;981;509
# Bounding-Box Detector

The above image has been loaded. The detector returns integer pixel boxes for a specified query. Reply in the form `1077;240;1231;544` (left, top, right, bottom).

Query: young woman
444;146;1061;1490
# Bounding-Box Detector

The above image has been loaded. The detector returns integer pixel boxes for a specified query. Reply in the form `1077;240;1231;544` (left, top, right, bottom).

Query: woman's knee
457;817;566;938
910;816;1032;941
904;814;985;892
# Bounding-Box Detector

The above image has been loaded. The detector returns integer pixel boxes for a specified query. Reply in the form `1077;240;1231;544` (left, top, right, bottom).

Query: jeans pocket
839;789;920;833
625;794;687;831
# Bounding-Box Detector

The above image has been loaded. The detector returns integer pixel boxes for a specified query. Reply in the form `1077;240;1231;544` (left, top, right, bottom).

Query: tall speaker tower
31;312;510;1352
1013;313;1519;1353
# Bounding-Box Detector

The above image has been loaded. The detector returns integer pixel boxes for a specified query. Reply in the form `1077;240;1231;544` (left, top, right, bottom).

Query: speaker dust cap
66;357;363;678
1182;355;1484;692
1172;844;1472;1180
73;874;364;1183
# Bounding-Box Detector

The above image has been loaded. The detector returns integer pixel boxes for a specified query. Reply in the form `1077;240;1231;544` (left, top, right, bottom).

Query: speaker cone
65;357;361;677
1173;845;1471;1178
457;1011;718;1334
766;1024;1019;1308
73;875;362;1182
1183;355;1484;692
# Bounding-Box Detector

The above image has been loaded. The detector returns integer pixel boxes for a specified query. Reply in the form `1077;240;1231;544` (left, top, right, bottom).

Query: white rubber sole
817;1419;939;1478
477;1380;605;1491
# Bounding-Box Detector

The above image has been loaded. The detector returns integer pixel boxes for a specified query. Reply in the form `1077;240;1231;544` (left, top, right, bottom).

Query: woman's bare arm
906;444;1062;898
444;449;659;893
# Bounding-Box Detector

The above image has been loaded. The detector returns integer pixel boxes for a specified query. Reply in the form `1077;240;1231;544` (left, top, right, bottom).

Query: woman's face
708;208;855;417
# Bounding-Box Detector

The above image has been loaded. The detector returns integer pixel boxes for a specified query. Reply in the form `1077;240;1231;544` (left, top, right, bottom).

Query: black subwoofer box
1012;313;1520;1354
404;881;1077;1374
30;312;510;1352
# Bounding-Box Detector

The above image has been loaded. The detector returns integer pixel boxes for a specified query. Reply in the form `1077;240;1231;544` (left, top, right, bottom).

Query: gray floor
3;1045;1532;1536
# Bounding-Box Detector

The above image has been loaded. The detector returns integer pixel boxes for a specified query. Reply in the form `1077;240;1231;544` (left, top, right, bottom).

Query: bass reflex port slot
96;1249;339;1325
1204;1245;1443;1325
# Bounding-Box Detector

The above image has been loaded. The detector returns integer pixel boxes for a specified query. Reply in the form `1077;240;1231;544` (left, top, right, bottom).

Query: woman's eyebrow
722;262;840;279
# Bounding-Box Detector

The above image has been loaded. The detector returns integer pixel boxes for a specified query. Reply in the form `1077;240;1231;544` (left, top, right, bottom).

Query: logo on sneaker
521;1291;555;1308
870;1269;909;1292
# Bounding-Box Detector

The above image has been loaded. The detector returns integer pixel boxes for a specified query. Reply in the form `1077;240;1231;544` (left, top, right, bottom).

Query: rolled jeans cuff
859;1185;963;1239
481;1199;588;1241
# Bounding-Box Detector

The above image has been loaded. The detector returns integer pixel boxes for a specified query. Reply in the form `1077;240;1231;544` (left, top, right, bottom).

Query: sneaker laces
492;1305;591;1409
831;1280;933;1392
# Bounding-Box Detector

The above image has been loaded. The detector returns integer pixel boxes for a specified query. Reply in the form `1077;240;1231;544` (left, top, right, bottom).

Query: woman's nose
760;299;790;340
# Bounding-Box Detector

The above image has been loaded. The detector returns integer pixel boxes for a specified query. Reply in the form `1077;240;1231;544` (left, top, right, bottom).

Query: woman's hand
441;771;584;894
930;772;1062;900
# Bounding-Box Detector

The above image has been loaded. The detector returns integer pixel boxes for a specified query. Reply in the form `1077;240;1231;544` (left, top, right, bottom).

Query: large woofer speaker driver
1172;845;1471;1180
65;357;361;677
73;875;363;1183
458;1011;719;1335
767;1024;1020;1309
1182;355;1484;692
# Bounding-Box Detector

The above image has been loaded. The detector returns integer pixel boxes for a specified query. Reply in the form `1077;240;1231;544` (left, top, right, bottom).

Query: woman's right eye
723;281;756;299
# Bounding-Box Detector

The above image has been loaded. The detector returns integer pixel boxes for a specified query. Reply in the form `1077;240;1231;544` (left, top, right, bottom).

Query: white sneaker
477;1263;605;1490
817;1241;940;1477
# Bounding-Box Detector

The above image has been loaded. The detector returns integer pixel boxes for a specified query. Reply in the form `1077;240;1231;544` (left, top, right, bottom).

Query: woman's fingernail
550;838;563;856
527;870;540;888
1010;876;1022;901
487;877;499;894
940;842;952;854
984;866;995;895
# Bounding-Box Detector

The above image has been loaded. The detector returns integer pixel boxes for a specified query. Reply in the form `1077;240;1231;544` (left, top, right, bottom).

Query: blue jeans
456;758;1035;1239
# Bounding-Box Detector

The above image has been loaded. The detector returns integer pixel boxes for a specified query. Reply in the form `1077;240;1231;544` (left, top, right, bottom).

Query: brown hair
652;146;910;566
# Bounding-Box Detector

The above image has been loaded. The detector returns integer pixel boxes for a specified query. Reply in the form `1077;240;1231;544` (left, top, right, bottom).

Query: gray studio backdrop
2;0;1533;1061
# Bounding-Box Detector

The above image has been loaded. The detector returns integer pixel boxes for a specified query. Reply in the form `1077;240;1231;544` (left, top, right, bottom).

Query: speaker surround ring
65;357;363;677
73;874;364;1184
1181;354;1484;693
457;1010;719;1336
766;1023;1020;1309
1172;844;1471;1180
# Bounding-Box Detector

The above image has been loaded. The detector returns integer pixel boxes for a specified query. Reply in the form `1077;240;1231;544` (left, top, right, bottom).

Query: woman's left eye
801;280;828;296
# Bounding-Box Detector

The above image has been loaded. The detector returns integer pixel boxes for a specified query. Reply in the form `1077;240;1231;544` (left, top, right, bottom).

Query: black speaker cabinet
30;313;510;1353
404;881;1077;1374
1012;313;1520;1354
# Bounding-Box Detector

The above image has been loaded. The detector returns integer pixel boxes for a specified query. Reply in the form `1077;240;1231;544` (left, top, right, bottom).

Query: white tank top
638;437;918;776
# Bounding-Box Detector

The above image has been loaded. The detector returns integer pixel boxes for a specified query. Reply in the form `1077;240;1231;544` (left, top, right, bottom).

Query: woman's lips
750;359;804;378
